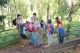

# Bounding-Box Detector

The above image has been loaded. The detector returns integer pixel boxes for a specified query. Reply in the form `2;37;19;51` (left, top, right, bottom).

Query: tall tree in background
0;0;9;30
35;0;39;16
66;0;74;39
46;0;49;24
14;0;17;18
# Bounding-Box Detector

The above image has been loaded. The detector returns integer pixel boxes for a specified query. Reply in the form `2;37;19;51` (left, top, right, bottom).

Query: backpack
59;28;66;37
49;24;54;34
28;26;38;32
12;19;16;26
40;22;43;28
26;21;30;30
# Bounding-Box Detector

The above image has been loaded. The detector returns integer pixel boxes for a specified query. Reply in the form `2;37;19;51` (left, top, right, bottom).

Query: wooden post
17;24;21;41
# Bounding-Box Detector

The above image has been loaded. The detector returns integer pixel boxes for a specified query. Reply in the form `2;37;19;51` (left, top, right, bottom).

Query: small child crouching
20;24;27;47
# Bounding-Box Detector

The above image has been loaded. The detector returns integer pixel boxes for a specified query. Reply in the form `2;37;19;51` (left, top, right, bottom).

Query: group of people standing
13;13;66;48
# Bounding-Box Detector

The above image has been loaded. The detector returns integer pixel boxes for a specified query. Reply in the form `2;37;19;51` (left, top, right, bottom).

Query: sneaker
44;44;50;47
21;45;25;48
29;42;33;45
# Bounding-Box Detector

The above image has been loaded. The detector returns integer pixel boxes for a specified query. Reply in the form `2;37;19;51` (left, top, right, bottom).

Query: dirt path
0;35;58;53
0;42;80;53
0;42;46;53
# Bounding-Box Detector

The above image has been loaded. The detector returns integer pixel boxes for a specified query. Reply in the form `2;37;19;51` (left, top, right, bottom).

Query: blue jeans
30;32;34;43
33;38;40;46
59;37;64;44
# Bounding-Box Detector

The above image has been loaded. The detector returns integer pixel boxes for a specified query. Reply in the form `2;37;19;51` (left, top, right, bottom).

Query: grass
0;29;19;49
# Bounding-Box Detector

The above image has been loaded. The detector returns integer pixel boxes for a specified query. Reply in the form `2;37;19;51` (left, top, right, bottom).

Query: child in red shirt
55;17;63;28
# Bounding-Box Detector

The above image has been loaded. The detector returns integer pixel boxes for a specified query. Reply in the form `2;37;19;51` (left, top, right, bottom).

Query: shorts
20;34;27;40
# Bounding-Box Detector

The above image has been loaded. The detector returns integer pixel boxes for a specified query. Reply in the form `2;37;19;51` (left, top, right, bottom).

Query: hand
39;36;42;38
57;35;59;37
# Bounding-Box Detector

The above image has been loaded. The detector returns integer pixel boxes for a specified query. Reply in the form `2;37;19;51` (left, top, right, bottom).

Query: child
38;20;46;45
29;22;40;47
58;24;66;44
47;19;54;47
20;24;27;47
37;22;44;45
29;22;34;44
55;17;63;28
32;31;40;47
40;20;47;30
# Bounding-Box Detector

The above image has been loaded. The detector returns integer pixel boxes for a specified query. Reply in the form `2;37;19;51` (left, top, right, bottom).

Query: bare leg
21;39;27;47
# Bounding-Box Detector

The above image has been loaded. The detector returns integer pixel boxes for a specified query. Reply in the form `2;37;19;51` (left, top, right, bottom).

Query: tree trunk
14;0;17;18
1;6;5;30
8;6;10;27
66;0;74;39
35;0;39;16
57;0;60;16
46;1;49;24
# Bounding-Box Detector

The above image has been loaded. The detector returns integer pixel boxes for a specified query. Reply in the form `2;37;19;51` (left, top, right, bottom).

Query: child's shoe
29;42;33;45
21;45;25;48
44;44;50;47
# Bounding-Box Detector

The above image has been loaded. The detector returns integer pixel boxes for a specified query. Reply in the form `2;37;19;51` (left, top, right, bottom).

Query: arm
57;29;59;37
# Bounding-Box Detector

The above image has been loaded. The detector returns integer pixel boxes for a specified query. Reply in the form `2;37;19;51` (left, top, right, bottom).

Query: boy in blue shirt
58;24;66;44
32;31;40;47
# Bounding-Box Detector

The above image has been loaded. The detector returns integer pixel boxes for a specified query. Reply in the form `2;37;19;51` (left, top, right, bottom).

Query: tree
46;0;49;24
0;0;10;30
65;0;74;39
14;0;17;18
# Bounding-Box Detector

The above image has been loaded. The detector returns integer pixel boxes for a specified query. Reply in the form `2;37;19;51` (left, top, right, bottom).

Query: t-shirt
47;24;54;35
32;32;38;39
56;20;62;27
23;27;26;35
16;18;23;25
58;27;66;37
37;28;43;35
31;17;38;24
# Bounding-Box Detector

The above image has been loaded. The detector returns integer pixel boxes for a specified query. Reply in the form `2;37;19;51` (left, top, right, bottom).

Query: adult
30;13;38;25
29;13;38;45
16;14;27;47
55;17;62;28
16;14;23;25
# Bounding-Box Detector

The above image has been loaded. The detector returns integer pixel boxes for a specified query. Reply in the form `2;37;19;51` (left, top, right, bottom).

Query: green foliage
57;0;69;18
0;15;6;30
0;0;9;6
73;1;80;14
0;15;6;21
0;29;19;48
